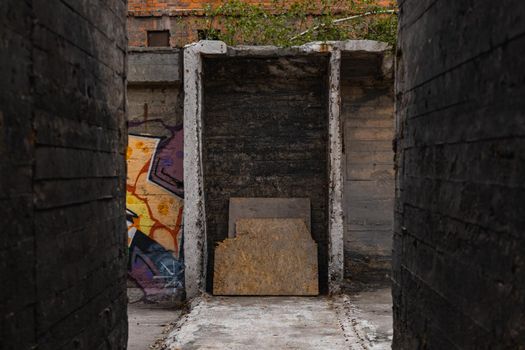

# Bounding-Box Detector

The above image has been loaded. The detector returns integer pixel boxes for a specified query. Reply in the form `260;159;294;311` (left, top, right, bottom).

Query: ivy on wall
202;0;398;47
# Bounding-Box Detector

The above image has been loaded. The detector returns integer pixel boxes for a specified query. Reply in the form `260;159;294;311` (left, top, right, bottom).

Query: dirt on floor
127;285;392;350
160;288;392;350
127;288;186;350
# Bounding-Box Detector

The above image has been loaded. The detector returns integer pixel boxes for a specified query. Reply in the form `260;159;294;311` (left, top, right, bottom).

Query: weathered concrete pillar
327;48;344;293
183;41;227;298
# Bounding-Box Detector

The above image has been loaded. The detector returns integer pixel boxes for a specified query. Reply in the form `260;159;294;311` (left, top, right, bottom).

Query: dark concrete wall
393;0;525;348
341;52;394;286
1;0;128;349
202;56;329;293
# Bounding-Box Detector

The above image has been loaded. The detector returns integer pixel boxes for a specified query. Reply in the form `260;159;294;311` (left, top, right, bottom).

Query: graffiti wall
126;125;184;300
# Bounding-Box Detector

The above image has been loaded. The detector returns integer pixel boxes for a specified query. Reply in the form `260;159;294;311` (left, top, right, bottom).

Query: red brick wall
129;0;274;14
128;16;206;47
128;0;394;48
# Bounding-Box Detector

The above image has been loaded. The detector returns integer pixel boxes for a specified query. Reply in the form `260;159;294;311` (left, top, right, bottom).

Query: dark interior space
201;55;330;294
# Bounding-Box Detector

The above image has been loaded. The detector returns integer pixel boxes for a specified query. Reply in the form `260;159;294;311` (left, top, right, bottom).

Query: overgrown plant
202;0;397;47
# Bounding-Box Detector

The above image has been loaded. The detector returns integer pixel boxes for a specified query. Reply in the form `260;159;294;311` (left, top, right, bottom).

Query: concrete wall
341;51;394;286
128;49;181;83
127;41;393;297
126;49;186;302
201;55;330;293
393;0;525;348
1;0;128;349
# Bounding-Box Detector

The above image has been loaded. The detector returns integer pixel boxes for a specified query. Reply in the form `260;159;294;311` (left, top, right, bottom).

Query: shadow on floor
127;288;183;350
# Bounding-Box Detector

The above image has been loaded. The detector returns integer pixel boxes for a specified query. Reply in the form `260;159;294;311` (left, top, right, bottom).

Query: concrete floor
163;288;392;350
128;302;182;350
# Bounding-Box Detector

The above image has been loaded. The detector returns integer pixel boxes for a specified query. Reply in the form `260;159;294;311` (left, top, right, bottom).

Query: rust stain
143;102;148;132
318;43;330;53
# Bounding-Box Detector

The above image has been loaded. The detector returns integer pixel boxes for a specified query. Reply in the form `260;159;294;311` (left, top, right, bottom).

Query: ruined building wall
1;0;128;348
393;0;525;348
341;52;394;286
201;56;330;294
128;0;392;13
127;1;393;47
126;49;185;301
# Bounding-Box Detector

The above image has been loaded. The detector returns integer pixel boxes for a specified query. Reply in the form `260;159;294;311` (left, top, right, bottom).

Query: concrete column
327;49;344;293
183;41;227;298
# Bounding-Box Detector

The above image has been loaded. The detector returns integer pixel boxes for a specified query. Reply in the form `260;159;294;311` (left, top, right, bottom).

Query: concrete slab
344;288;393;347
228;197;311;237
164;293;392;349
128;302;181;350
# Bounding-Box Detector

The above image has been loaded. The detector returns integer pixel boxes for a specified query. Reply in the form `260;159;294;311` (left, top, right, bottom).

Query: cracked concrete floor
164;288;392;350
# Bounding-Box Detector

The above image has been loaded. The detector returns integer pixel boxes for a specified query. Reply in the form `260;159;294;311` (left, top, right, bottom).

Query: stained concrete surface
164;289;392;349
128;288;183;350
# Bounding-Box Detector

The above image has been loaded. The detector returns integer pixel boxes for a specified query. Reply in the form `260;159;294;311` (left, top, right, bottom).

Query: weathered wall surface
201;56;330;293
126;49;185;301
127;15;203;49
342;52;394;286
1;0;128;349
393;0;525;348
128;49;181;83
128;0;392;13
127;1;393;47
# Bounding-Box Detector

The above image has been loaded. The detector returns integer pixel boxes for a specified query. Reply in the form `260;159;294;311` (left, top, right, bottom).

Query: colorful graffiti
126;128;184;300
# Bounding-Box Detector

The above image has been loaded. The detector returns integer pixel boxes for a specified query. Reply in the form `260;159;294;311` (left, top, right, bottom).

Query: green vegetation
202;0;398;47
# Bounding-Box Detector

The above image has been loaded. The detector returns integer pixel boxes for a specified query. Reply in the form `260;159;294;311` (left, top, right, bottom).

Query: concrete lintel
333;40;391;53
221;40;391;57
183;40;227;298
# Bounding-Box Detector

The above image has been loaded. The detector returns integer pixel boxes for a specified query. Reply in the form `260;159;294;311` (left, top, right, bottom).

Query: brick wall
201;56;330;293
341;51;394;286
393;0;525;348
128;0;392;14
1;0;128;348
127;0;394;47
128;15;208;47
129;0;273;13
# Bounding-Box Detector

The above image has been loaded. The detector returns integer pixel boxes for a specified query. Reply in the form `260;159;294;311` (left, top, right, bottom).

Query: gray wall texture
341;51;394;286
1;0;128;349
393;0;525;348
128;86;183;131
128;49;181;85
201;56;330;294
